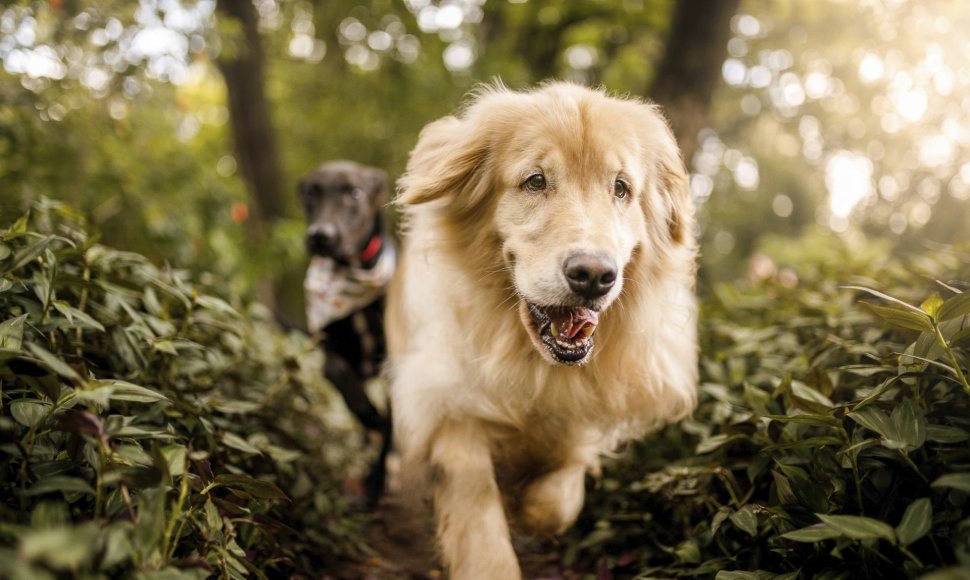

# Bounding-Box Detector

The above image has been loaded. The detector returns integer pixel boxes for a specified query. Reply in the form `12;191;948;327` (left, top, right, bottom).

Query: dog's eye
614;179;630;200
523;173;547;193
349;188;364;200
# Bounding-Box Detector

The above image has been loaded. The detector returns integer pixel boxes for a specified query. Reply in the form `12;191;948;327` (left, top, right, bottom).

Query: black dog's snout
306;224;339;255
563;253;617;300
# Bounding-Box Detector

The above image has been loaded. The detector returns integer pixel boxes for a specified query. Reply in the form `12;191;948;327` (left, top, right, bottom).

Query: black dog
299;160;395;503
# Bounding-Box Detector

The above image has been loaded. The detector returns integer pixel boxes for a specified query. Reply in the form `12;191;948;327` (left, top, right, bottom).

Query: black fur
299;160;393;504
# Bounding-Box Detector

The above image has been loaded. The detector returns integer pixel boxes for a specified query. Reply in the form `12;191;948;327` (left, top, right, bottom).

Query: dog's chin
519;300;603;366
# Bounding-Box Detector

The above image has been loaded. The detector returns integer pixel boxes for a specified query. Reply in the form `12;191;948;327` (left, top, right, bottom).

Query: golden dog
386;82;698;578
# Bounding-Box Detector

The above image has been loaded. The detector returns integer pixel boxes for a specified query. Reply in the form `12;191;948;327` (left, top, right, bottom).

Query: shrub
565;238;970;578
0;201;368;579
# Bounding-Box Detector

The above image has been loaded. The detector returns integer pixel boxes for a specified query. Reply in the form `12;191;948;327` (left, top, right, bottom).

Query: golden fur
386;81;698;579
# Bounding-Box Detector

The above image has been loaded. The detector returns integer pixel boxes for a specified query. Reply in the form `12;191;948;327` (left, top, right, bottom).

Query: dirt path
341;493;582;580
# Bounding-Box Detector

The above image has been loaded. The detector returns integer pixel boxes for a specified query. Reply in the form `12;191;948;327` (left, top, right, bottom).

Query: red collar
359;235;383;263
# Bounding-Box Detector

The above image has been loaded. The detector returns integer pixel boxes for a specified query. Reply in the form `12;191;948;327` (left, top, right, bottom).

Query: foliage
697;0;970;282
564;237;970;578
0;201;368;579
2;190;969;580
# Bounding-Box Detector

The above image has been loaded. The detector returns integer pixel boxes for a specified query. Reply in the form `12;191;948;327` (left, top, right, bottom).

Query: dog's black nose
306;224;338;255
563;254;617;300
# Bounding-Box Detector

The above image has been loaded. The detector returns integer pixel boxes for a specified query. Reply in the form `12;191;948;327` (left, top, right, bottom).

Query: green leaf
859;302;933;332
195;295;238;316
781;524;843;542
729;505;758;537
895;498;932;546
852;376;901;410
214;474;288;501
10;399;51;427
30;500;71;529
204;498;223;533
716;572;768;580
26;475;96;497
221;432;263;455
101;522;135;569
161;445;187;477
742;382;770;415
711;506;732;535
890;398;926;450
51;301;105;332
152;339;178;356
134;487;167;554
19;524;98;570
789;380;834;411
777;464;828;512
4;212;29;237
950;326;970;346
762;436;844;452
914;329;945;361
211;400;262;414
938;291;970;322
25;342;82;383
848;406;895;439
817;514;896;542
921;292;944;319
82;380;170;404
134;568;210;580
931;473;970;494
771;470;798;506
765;413;840;428
9;234;56;273
673;539;700;564
844;286;927;314
0;314;27;350
926;424;969;443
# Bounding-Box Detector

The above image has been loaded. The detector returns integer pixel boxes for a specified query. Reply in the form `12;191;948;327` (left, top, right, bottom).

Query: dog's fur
386;82;698;578
299;160;394;502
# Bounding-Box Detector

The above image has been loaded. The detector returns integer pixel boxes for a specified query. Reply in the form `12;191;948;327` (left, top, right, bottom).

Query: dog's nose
563;254;617;300
306;224;338;254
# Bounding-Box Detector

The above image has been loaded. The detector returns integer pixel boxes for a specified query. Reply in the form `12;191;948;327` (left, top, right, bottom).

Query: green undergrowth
0;201;368;579
566;236;970;578
2;200;969;579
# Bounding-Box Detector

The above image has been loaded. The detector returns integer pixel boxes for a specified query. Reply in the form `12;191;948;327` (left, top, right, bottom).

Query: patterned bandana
304;240;397;333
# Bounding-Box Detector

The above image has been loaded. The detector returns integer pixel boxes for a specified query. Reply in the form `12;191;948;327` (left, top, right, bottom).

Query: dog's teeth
550;322;559;337
582;325;595;337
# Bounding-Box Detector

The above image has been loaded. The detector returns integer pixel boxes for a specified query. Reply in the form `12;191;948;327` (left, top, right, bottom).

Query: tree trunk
215;0;283;311
650;0;742;165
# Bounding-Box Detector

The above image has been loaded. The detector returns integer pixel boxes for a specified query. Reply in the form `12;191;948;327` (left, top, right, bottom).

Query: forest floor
338;492;584;580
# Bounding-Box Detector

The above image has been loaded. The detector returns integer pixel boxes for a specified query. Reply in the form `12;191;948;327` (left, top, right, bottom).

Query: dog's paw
517;467;586;536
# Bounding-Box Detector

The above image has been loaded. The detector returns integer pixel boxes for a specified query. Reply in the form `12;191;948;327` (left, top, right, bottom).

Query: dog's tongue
547;307;599;340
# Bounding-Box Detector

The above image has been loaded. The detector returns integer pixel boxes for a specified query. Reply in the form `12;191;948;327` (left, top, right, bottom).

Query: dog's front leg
429;420;520;580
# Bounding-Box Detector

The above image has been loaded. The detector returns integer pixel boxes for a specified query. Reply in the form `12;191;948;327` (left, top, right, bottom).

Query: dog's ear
366;167;391;205
642;106;693;245
397;115;488;206
656;131;692;245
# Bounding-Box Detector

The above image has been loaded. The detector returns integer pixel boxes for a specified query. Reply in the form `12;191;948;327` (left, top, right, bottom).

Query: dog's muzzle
524;302;599;365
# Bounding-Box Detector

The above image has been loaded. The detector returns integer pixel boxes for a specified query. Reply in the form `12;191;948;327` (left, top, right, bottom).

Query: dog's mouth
524;302;599;365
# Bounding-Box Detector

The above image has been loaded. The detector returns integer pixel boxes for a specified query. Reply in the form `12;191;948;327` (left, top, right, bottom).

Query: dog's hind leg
429;419;520;580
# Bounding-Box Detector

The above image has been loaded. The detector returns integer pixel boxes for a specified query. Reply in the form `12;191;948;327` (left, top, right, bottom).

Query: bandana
304;239;396;333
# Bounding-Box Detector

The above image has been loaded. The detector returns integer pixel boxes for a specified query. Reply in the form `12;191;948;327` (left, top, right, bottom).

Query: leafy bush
565;239;970;578
0;201;368;579
4;200;969;580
